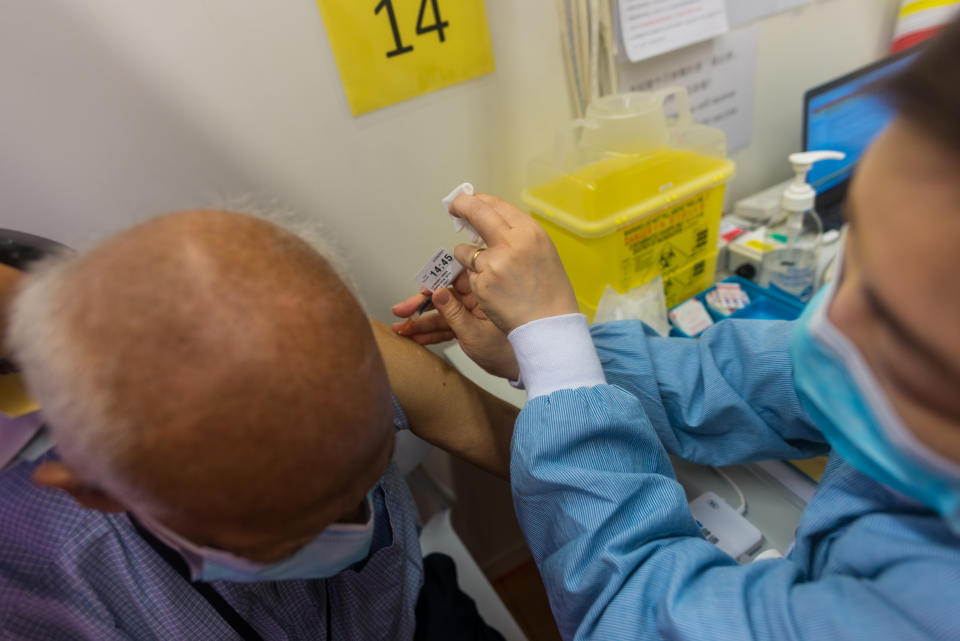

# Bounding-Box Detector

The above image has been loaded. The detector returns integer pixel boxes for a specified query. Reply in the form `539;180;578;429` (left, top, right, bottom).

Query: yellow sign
0;374;39;418
317;0;496;115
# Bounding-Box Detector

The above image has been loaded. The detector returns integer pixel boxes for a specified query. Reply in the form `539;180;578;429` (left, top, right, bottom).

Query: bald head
9;211;394;560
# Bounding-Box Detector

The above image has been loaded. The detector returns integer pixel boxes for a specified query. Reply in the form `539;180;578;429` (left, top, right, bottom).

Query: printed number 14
374;0;449;58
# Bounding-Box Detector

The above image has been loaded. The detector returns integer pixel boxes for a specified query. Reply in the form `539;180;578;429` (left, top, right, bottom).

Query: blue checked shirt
511;318;960;641
0;397;423;640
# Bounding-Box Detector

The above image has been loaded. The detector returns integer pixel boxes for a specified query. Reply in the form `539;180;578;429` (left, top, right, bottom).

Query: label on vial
415;248;464;292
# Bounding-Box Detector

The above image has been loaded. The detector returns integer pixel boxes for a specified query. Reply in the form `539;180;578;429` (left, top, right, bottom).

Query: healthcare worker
394;16;960;641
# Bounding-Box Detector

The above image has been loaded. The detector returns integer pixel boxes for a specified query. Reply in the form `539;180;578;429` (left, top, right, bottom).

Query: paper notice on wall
618;26;758;153
618;0;730;62
725;0;810;28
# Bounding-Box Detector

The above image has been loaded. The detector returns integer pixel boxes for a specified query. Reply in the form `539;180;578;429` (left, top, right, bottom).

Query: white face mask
138;490;376;582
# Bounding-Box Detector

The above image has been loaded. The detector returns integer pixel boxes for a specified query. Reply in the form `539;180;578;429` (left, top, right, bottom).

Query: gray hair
216;196;361;302
6;203;361;498
6;251;120;489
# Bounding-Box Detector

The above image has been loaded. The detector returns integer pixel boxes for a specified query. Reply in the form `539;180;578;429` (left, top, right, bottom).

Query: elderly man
0;212;516;640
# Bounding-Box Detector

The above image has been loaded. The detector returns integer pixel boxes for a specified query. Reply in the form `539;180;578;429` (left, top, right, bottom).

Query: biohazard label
618;195;712;290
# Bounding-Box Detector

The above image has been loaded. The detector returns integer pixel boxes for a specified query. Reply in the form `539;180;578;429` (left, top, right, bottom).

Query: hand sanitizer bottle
759;151;845;301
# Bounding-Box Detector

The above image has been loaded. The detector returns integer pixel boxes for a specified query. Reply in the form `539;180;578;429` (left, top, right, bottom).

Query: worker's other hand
450;194;579;334
391;275;520;380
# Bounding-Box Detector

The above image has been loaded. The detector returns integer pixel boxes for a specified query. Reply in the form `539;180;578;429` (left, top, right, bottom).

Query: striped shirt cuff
507;313;607;399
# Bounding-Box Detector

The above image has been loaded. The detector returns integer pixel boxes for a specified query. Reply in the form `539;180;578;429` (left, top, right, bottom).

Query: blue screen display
805;52;918;193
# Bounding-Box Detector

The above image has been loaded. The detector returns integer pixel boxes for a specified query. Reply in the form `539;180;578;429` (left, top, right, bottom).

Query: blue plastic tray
669;276;806;337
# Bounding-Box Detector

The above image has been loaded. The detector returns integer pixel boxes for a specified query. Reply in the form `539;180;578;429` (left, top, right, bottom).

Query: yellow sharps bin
522;89;735;319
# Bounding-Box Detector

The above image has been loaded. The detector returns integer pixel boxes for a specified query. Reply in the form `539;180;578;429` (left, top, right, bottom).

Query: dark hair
884;13;960;152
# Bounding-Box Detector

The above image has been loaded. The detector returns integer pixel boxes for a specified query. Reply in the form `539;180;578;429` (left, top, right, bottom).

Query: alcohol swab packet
705;289;730;316
716;282;750;310
669;298;714;336
443;182;480;243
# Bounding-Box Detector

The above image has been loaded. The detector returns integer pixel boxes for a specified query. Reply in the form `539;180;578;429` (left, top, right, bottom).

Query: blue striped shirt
0;397;422;640
511;318;960;640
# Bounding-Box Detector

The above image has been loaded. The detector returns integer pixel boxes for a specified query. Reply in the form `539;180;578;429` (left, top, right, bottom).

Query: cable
712;466;747;515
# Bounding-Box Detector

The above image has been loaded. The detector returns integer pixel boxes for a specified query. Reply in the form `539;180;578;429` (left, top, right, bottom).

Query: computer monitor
803;48;921;216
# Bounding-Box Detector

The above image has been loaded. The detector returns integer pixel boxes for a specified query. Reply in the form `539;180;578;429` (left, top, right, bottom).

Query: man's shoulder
0;457;117;562
0;455;166;601
0;457;153;628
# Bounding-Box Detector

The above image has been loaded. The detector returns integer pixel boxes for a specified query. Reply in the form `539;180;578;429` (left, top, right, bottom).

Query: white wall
729;0;901;203
0;0;899;320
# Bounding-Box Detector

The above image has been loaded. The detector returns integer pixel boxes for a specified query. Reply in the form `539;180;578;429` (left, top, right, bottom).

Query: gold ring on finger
469;248;485;272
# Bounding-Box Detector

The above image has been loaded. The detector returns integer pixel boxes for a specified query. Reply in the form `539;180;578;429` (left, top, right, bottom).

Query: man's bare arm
370;319;518;479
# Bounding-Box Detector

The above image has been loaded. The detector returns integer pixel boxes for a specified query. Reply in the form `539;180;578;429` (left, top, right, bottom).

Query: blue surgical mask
139;490;376;582
791;256;960;534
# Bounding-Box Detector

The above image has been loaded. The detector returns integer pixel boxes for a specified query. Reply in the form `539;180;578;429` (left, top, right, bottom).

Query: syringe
397;293;435;336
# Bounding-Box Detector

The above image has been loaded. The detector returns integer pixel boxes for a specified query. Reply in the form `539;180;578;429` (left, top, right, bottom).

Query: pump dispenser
758;151;845;301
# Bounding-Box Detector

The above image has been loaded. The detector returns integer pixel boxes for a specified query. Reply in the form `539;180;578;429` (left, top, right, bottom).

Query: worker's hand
392;274;520;380
449;194;578;334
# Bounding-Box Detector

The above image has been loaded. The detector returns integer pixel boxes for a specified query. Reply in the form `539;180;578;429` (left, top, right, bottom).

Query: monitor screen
804;50;920;194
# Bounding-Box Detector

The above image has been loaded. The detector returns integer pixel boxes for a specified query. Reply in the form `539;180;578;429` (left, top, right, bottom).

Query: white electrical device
732;178;793;223
725;178;793;281
689;492;763;560
726;228;768;281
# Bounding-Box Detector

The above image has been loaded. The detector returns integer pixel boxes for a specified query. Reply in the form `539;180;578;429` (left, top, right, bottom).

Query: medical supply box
669;276;806;338
522;89;735;319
